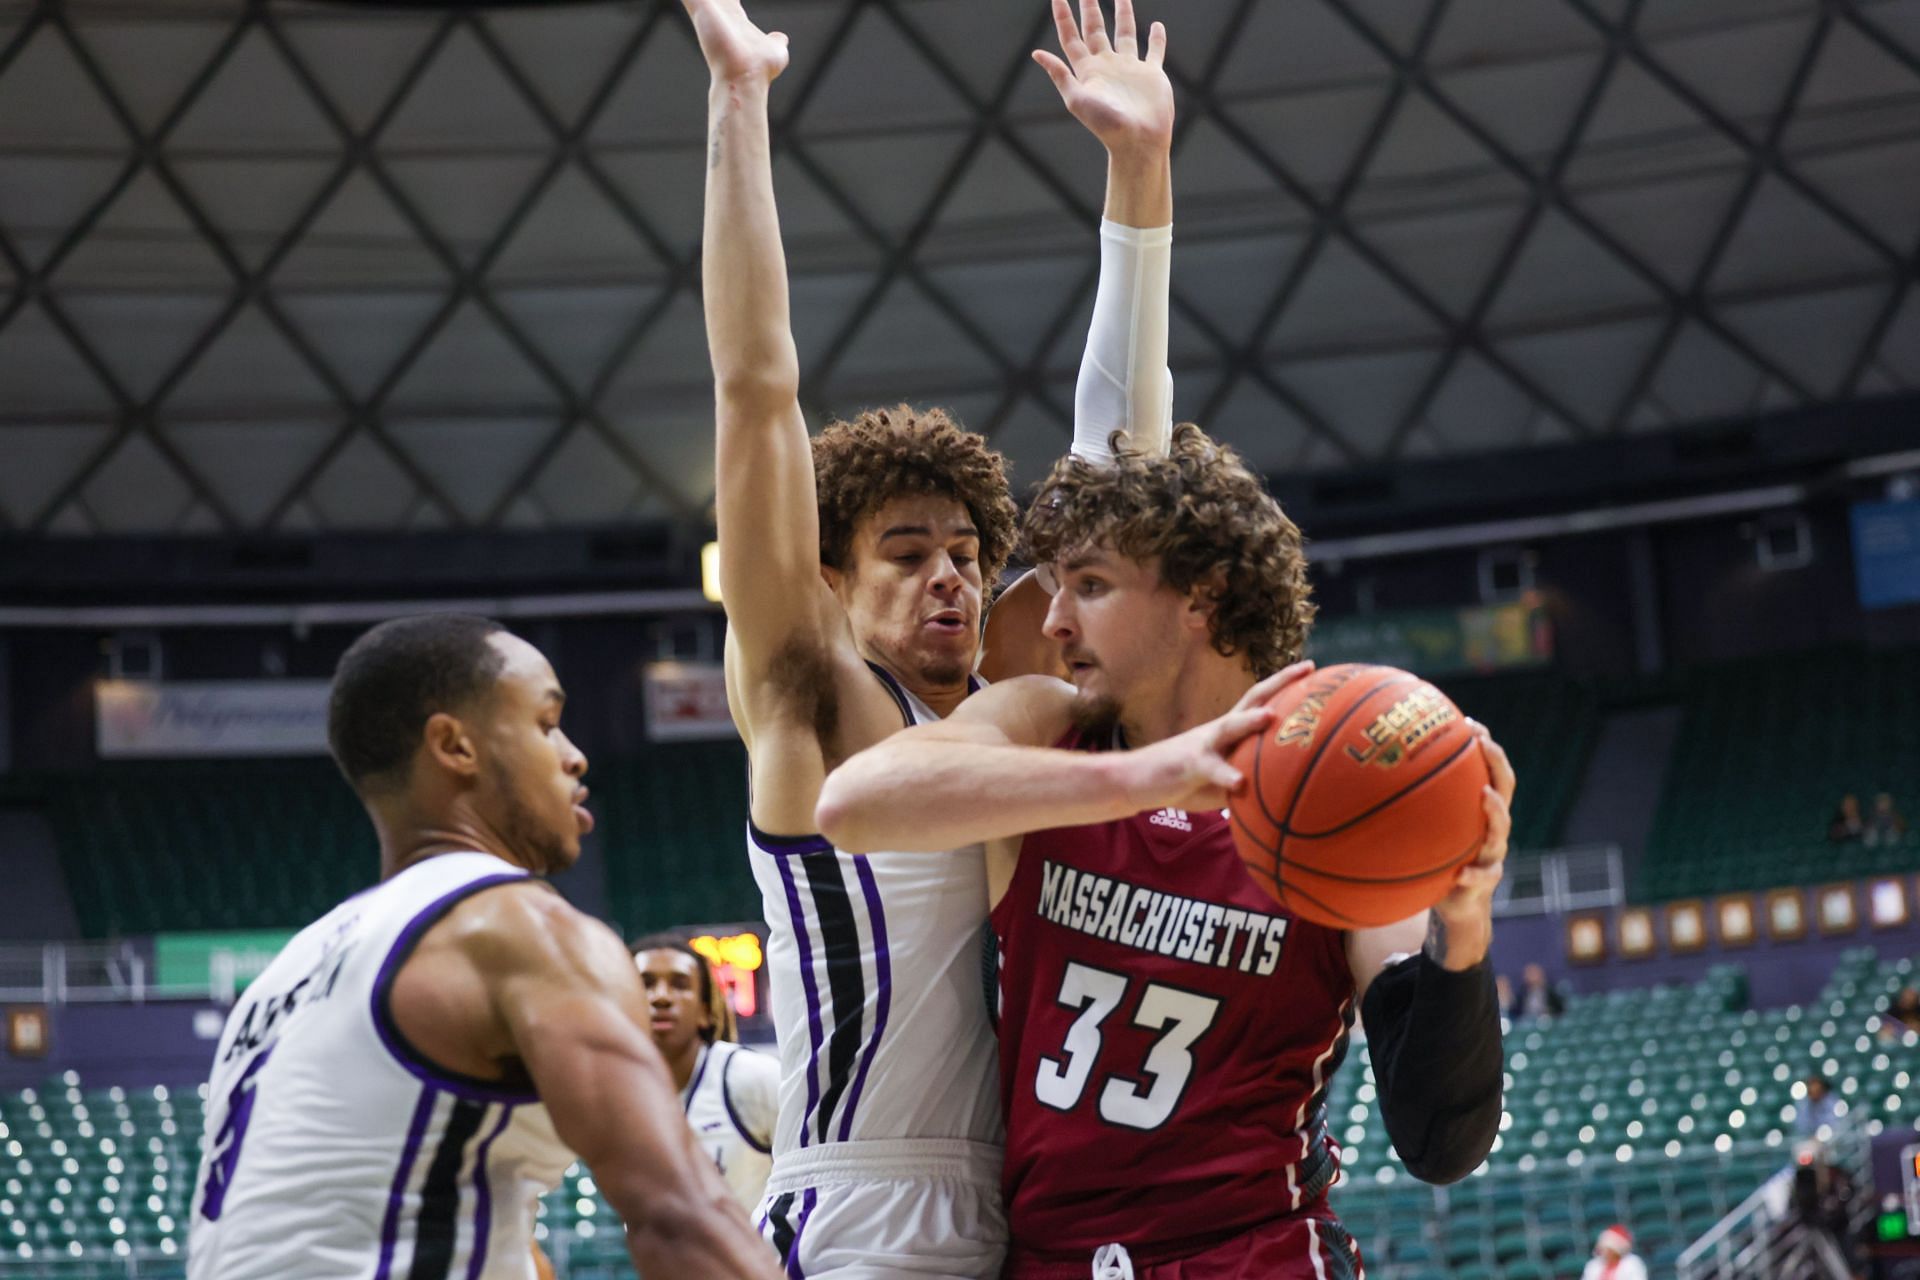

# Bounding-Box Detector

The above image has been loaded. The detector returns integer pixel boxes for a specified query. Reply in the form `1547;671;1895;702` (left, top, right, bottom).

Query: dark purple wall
1493;905;1920;1010
1;1000;222;1091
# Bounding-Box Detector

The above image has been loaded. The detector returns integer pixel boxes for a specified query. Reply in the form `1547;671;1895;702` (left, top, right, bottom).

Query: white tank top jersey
188;852;575;1280
747;666;1002;1160
681;1039;779;1211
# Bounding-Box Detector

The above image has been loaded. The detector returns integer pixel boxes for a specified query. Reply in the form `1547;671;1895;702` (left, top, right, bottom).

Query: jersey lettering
1032;962;1221;1131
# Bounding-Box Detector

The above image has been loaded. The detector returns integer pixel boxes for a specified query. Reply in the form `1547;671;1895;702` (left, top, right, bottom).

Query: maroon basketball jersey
991;730;1357;1264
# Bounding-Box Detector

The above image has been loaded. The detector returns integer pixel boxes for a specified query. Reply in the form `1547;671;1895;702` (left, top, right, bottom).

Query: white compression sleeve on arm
1073;218;1173;463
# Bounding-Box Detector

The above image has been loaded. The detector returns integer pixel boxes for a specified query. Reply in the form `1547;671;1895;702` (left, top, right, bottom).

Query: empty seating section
1330;957;1920;1278
1446;672;1599;854
32;745;761;941
8;950;1920;1277
1641;645;1920;900
597;739;759;934
42;762;375;937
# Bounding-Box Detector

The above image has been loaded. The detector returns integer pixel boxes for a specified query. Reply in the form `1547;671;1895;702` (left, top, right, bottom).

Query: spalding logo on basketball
1228;663;1490;929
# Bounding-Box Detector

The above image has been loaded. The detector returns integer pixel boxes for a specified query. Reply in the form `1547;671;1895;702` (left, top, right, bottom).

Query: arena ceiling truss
0;0;1916;536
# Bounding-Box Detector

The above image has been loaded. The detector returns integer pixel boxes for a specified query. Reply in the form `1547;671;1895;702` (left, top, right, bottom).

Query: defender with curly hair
819;423;1518;1278
688;0;1178;1273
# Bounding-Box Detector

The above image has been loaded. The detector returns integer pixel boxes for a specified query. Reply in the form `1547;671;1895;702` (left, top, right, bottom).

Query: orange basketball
1228;663;1490;929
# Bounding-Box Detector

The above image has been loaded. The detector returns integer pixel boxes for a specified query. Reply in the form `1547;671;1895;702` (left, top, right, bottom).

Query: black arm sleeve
1362;952;1504;1185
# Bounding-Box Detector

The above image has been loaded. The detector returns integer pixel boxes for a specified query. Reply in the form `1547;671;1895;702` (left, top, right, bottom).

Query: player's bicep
715;398;831;660
933;675;1078;748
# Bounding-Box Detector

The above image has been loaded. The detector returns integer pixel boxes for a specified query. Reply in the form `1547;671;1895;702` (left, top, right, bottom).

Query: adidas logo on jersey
1148;808;1192;832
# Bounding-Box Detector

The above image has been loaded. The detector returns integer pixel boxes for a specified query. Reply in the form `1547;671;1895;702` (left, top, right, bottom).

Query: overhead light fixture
701;541;722;604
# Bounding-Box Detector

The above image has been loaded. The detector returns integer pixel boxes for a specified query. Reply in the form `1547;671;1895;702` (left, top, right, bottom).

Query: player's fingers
1469;720;1517;803
1480;787;1512;864
1051;0;1089;65
1113;0;1139;55
1033;49;1074;94
1235;659;1314;714
1147;20;1167;67
1080;0;1111;53
1211;706;1273;751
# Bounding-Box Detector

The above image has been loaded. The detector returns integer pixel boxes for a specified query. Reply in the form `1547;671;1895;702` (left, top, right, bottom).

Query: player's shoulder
431;878;626;983
950;673;1077;741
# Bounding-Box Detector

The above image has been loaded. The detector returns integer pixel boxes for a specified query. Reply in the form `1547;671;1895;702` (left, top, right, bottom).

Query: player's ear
422;711;481;780
1182;568;1228;631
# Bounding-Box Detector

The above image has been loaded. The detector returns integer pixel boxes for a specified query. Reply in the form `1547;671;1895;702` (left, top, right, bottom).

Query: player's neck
666;1039;705;1093
369;802;543;880
865;649;971;719
1118;660;1255;748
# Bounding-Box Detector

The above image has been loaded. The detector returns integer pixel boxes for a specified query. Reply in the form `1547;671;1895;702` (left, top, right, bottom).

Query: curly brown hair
1021;424;1315;677
812;404;1018;588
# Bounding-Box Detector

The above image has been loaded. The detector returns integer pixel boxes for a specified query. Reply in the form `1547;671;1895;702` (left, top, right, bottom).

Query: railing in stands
1677;1111;1873;1280
1493;843;1624;918
0;943;153;1004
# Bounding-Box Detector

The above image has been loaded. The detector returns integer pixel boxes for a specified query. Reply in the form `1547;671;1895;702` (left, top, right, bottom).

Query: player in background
187;615;777;1280
685;0;1176;1271
633;935;780;1212
818;434;1513;1277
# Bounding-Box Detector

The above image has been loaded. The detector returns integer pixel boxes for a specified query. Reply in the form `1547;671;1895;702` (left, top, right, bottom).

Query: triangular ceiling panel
1228;84;1395;193
495;284;666;398
1791;140;1920;256
0;26;126;149
600;389;706;513
71;17;235;134
1150;234;1305;350
381;24;550;152
0;303;120;414
44;499;97;536
528;424;645;525
1646;321;1768;423
795;7;974;134
1498;315;1666;428
480;6;648;128
1790;18;1920;120
1279;347;1444;459
924;256;1090;366
826;278;1002;391
1358;94;1515;196
1718;282;1890;398
274;169;446;289
386;300;558;413
1708;173;1886;295
1572;59;1712;158
277;10;444;133
388;415;555;524
276;496;322;534
305;431;418;530
601;290;710;398
591;145;703;263
1571;169;1743;291
1207;380;1318;475
0;157;126;268
980;395;1072;494
1421;352;1536;451
1361;200;1527;317
169;26;338;154
491;163;662;285
1645;14;1820;140
160;418;337;527
805;130;976;241
932;136;1077;245
79;431;196;533
275;289;445;400
1873;290;1920;388
0;423;112;527
56;168;232;290
1341;0;1444;59
166;303;334;415
1218;0;1391;94
1173;117;1312;232
1485;208;1664;329
1427;0;1597;64
383;155;549;267
1435;49;1607;163
1267;239;1443;352
57;291;230;402
588;18;706;148
173;158;339;270
893;2;1049;103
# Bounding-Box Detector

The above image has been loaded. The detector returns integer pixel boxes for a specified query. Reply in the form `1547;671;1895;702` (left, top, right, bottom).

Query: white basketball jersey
748;667;1002;1158
188;852;575;1280
682;1040;779;1211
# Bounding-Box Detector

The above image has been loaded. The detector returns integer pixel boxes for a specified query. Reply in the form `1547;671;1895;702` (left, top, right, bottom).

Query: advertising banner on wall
642;661;735;741
96;680;331;758
1311;601;1552;676
154;931;298;1000
1851;498;1920;610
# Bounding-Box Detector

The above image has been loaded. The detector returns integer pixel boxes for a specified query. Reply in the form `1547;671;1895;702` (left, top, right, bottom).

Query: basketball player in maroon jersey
817;427;1514;1278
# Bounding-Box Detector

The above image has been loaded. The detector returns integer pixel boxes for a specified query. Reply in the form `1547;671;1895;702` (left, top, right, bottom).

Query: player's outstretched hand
1429;722;1515;967
1034;0;1173;157
682;0;789;86
1117;661;1315;815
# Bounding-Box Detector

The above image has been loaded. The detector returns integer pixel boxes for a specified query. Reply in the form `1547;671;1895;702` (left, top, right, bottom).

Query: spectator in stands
1865;792;1908;848
1580;1225;1646;1280
1496;973;1515;1020
1796;1073;1841;1140
1519;962;1565;1019
1829;794;1864;844
1877;987;1920;1043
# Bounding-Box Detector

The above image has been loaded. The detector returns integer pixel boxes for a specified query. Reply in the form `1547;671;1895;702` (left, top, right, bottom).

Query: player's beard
1070;691;1121;739
490;758;571;875
915;652;971;690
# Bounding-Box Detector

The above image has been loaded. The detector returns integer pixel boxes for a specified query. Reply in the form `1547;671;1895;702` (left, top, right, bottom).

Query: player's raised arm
473;890;780;1279
685;0;822;686
1345;726;1515;1185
